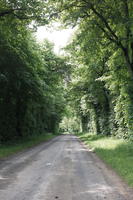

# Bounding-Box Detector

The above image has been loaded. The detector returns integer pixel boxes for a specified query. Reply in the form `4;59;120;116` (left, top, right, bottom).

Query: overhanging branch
0;8;26;17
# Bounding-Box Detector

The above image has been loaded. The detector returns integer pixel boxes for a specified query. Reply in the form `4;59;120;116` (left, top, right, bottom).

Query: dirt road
0;135;132;200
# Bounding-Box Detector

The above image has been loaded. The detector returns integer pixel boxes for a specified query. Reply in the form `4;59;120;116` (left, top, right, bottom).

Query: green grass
0;133;57;158
77;133;133;187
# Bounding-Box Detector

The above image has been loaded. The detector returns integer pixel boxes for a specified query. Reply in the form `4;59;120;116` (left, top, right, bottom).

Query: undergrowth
0;133;56;158
77;133;133;187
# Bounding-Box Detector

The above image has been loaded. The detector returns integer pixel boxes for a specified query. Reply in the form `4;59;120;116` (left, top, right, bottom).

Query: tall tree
49;0;133;77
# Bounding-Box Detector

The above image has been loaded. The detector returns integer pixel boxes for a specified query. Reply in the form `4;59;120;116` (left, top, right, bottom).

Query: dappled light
78;133;133;187
73;184;113;198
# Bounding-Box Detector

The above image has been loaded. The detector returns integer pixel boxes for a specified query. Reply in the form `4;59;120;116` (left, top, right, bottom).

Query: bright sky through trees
36;23;75;54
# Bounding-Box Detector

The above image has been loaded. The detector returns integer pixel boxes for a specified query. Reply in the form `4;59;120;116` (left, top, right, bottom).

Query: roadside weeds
0;133;57;159
76;133;133;187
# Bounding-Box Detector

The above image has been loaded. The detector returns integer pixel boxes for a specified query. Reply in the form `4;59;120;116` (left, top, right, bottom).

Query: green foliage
0;133;56;158
0;17;68;142
0;0;50;25
59;105;81;133
1;0;133;142
51;0;133;139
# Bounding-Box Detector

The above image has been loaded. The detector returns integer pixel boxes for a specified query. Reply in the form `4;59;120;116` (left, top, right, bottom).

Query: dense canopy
0;0;133;142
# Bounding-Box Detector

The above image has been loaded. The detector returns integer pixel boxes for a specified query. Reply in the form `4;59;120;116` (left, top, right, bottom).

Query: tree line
0;0;71;142
0;0;133;141
53;0;133;140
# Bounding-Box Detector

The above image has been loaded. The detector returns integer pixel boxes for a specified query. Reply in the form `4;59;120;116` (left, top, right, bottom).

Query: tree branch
122;0;131;44
83;11;122;47
0;8;26;17
81;1;125;46
89;4;119;41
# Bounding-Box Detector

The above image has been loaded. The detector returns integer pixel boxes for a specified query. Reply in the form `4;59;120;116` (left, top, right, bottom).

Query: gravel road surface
0;135;132;200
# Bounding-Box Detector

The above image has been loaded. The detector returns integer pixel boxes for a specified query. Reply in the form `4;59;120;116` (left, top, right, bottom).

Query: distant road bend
0;135;132;200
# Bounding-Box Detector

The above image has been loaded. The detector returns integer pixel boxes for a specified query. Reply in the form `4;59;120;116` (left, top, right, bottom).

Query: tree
0;17;69;141
47;0;133;139
49;0;133;77
0;0;50;25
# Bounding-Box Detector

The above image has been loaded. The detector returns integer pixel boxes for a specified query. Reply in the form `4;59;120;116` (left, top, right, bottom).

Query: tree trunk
81;115;89;133
93;104;101;135
16;97;23;137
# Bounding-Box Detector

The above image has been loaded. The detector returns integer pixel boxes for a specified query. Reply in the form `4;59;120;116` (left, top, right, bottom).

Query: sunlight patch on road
73;184;113;199
46;163;52;166
0;175;8;180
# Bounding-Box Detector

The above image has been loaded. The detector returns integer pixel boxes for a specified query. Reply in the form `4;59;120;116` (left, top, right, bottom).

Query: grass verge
77;133;133;187
0;133;57;159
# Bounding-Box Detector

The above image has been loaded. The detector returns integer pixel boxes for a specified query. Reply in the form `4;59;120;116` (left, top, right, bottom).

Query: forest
0;0;133;142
